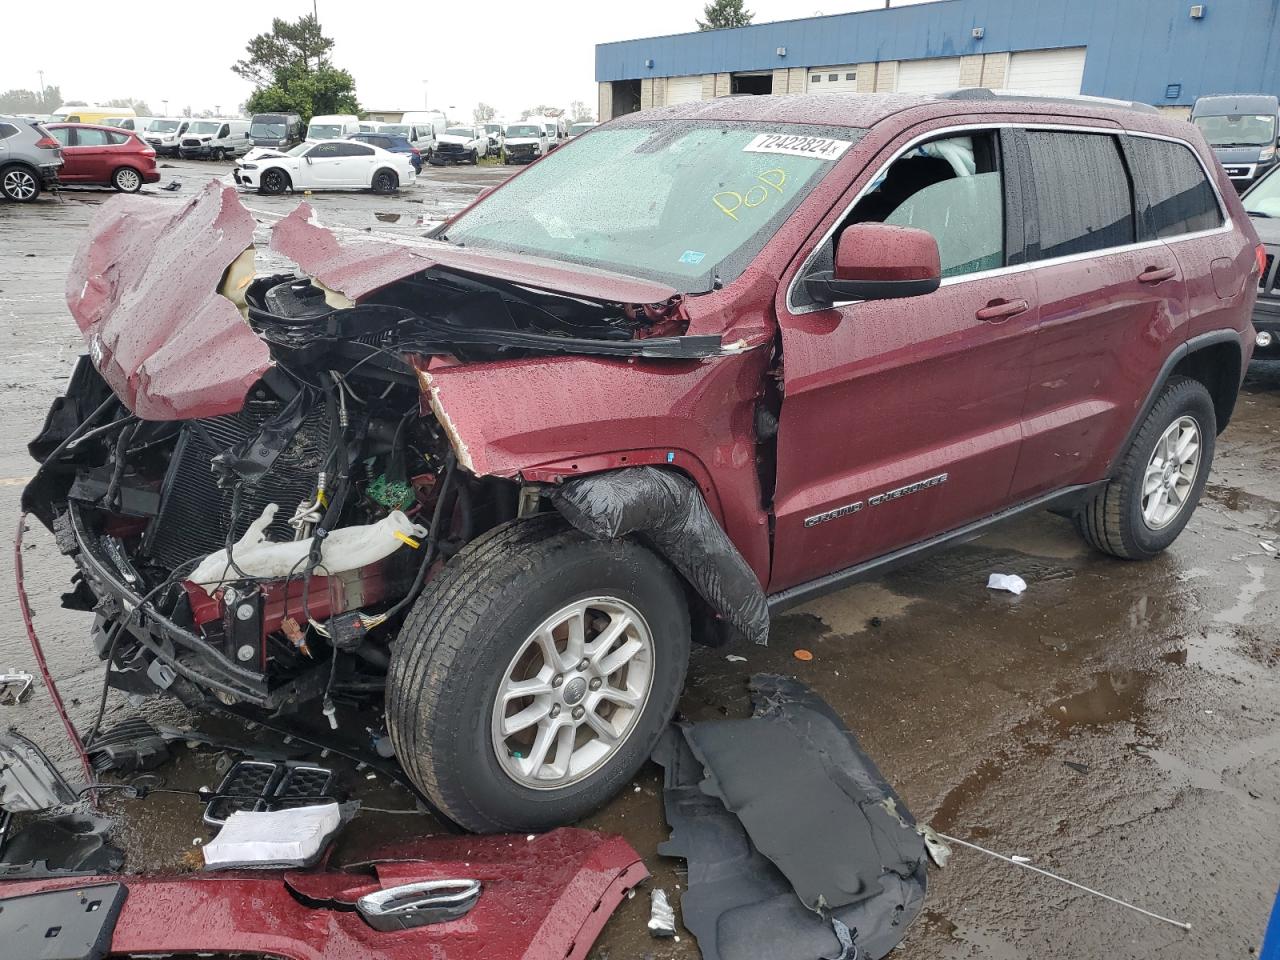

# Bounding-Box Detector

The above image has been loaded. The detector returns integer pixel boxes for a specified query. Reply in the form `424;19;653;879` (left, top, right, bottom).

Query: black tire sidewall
260;168;287;194
372;169;397;193
1119;379;1216;557
402;535;689;832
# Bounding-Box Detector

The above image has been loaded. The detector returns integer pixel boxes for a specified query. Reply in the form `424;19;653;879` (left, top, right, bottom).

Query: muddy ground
1;158;1277;959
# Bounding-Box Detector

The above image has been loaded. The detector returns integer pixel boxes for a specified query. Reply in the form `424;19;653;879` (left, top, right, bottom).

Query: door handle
975;298;1029;322
1138;265;1176;284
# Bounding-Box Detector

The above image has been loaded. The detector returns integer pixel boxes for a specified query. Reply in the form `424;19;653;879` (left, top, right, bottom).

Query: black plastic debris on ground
654;674;927;960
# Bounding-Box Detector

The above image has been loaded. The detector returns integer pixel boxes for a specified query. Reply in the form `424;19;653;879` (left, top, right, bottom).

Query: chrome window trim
785;120;1234;315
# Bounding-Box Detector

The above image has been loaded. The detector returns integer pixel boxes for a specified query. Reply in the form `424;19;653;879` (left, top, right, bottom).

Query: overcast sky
4;0;936;120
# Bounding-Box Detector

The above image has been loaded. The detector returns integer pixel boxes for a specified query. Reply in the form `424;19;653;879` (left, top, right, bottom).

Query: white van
145;117;193;157
104;116;154;134
396;111;448;156
502;121;549;164
306;114;361;142
179;119;251;160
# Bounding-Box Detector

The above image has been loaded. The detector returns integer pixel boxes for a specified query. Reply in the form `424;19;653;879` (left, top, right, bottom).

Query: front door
771;128;1039;592
302;142;345;187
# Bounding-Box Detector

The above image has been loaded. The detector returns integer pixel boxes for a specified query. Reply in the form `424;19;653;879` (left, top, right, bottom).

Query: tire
371;168;398;194
469;148;478;165
259;167;290;195
1;165;41;202
111;167;143;193
1076;376;1216;560
211;147;224;162
386;515;691;833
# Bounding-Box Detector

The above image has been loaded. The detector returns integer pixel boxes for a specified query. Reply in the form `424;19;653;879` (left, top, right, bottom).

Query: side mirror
805;223;942;303
305;156;313;164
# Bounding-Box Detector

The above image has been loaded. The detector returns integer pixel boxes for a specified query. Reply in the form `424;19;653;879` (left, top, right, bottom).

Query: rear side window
1126;136;1223;238
106;131;130;145
0;122;18;139
1026;131;1134;260
77;128;113;147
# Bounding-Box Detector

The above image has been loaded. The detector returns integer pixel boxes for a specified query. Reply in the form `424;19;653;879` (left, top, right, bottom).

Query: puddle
1214;563;1268;625
1160;648;1188;667
930;756;1005;831
1045;670;1149;731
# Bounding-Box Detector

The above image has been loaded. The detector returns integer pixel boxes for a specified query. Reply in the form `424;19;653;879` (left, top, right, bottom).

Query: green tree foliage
697;0;753;30
0;85;62;114
232;15;358;124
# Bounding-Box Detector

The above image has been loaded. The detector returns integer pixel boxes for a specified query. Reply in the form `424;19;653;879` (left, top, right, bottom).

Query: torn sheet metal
0;730;77;812
0;814;124;880
0;828;645;960
66;180;272;420
553;467;769;645
656;675;927;960
270;202;680;305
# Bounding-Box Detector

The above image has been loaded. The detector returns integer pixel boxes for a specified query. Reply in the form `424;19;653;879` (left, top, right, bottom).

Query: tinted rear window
0;122;17;140
1026;131;1135;260
1126;136;1223;239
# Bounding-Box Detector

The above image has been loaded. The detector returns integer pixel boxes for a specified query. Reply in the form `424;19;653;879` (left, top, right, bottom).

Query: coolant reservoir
188;504;428;587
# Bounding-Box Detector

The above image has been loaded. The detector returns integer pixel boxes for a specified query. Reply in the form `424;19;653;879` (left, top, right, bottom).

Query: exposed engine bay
22;206;724;728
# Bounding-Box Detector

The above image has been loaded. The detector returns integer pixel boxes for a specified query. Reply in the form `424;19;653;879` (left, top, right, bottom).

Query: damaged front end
24;181;764;726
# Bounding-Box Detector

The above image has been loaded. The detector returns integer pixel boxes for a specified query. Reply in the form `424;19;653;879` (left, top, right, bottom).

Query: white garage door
808;65;859;93
665;75;704;105
1006;48;1087;96
896;57;962;94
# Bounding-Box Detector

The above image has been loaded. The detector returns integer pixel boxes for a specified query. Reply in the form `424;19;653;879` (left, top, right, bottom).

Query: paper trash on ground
987;573;1028;595
203;802;342;869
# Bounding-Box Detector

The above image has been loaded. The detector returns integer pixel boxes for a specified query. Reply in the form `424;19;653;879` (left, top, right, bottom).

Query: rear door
1007;126;1188;500
335;142;376;186
771;127;1039;591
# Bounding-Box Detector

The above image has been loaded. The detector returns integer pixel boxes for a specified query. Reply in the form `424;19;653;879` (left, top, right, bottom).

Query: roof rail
936;88;1159;115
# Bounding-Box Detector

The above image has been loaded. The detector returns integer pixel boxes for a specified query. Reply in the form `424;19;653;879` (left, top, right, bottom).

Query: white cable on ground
936;832;1192;932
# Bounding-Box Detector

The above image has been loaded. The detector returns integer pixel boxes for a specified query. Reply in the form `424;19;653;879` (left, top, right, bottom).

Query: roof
622;91;1181;134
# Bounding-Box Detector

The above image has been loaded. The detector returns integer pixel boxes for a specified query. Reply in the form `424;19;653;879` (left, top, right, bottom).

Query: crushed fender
654;675;927;960
552;466;769;645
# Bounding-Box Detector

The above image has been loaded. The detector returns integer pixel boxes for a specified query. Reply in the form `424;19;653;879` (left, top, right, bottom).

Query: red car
46;122;159;192
26;91;1258;834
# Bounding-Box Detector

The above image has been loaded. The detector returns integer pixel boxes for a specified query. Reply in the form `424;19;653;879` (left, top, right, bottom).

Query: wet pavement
1;158;1278;958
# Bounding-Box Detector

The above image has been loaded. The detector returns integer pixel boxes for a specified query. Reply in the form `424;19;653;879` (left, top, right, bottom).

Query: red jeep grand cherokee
24;91;1259;832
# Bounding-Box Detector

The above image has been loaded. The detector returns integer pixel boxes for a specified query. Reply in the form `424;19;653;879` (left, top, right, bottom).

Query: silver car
0;116;63;202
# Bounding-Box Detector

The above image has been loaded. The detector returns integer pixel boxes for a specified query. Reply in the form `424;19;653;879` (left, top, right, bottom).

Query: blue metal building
594;0;1280;120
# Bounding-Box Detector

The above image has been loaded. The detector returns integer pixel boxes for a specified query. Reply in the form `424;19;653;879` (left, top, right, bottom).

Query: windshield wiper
1247;210;1273;218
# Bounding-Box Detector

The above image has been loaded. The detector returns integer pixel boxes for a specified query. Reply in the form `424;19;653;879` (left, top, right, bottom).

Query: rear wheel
1076;376;1216;559
111;167;142;192
259;167;290;195
386;516;690;833
1;165;40;202
371;168;398;194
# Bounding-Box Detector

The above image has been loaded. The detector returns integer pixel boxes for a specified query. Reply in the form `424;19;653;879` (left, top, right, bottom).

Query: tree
107;97;153;116
0;85;61;114
231;14;358;124
697;0;753;30
473;102;496;123
568;100;594;123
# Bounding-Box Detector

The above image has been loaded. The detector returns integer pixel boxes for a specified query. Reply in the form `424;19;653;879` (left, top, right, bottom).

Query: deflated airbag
552;467;769;645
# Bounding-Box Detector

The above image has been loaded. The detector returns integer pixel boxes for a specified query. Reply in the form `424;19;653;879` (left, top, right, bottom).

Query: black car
348;132;422;173
1243;164;1280;354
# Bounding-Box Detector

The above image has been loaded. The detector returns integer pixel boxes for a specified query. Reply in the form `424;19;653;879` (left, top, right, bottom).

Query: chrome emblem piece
804;501;864;528
868;473;949;506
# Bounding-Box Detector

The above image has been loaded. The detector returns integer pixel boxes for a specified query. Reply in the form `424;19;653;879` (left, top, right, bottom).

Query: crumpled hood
66;180;272;421
65;183;681;421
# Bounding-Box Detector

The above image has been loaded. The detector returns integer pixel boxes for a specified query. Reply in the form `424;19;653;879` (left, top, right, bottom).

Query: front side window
1193;112;1276;148
1127;137;1222;238
1026;131;1134;260
841;132;1004;278
309;142;340;158
446;121;864;292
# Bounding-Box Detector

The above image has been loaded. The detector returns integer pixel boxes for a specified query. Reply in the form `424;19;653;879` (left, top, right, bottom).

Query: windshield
286;143;312;157
570;123;595;135
1193;113;1277;147
484;124;502;134
379;124;410;136
189;121;221;135
506;125;541;137
251;121;286;138
149;119;180;133
1243;167;1280;218
445;127;473;138
308;124;343;139
446;121;863;292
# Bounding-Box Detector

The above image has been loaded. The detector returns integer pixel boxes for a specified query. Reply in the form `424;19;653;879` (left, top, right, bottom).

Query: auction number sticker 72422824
742;133;853;160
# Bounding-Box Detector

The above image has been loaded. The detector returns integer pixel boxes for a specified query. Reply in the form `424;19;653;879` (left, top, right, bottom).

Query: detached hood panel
271;203;679;304
66;180;272;421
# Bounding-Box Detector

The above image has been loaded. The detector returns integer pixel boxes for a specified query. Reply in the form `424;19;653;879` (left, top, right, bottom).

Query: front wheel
371;168;398;194
1076;375;1216;559
1;165;40;202
469;148;478;165
386;516;690;833
259;167;290;195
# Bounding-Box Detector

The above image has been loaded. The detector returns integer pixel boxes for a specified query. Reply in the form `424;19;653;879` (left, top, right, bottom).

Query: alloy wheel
3;169;38;201
491;597;655;790
115;168;141;192
1141;415;1201;530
